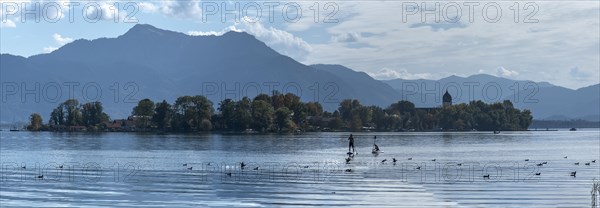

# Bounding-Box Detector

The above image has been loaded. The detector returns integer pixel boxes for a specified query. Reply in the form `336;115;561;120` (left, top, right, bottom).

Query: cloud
243;21;312;58
82;1;128;21
188;25;242;36
368;68;434;80
0;19;16;28
138;2;158;13
409;22;467;31
43;33;73;53
43;46;59;53
496;67;519;77
187;21;312;61
569;66;590;78
137;0;201;19
332;33;360;43
242;21;312;60
3;0;127;24
303;1;599;89
53;33;73;45
188;31;223;36
0;4;17;28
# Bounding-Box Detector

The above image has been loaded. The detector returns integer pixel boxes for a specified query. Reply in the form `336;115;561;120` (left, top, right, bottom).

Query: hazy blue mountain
0;24;395;123
508;84;599;121
310;64;400;104
383;76;599;120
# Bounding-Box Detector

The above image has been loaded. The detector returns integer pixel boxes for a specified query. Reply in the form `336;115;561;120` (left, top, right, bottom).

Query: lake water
1;130;599;207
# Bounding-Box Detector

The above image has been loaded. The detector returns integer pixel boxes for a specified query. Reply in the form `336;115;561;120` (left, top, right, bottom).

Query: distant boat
9;125;20;131
10;116;20;131
569;128;577;131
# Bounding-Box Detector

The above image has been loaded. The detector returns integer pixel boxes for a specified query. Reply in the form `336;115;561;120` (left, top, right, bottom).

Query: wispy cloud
332;33;361;43
368;68;438;80
43;33;74;53
137;0;201;19
0;19;16;28
304;1;599;89
409;22;467;31
188;21;312;61
496;67;519;78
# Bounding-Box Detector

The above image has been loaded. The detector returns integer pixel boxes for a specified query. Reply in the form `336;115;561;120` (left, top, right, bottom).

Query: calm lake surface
1;130;599;207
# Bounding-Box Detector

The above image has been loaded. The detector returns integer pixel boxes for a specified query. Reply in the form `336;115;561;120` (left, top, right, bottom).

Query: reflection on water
1;130;599;207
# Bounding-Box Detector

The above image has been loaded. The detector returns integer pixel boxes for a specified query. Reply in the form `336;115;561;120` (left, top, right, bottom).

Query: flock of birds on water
180;162;312;177
164;156;598;179
21;156;597;180
342;155;595;178
20;155;596;180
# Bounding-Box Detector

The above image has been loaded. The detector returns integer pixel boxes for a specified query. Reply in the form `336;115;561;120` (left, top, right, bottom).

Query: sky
1;0;599;89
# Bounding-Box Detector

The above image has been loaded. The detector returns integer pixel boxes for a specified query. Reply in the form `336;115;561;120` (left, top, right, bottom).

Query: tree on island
47;99;109;131
27;113;44;131
33;93;533;133
152;100;172;131
132;99;155;130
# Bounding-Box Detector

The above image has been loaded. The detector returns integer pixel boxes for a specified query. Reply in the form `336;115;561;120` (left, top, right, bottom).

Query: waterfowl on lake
416;166;421;170
574;162;579;165
303;165;309;168
58;165;63;169
37;175;43;179
592;160;597;163
570;171;576;177
21;166;26;169
431;159;436;162
585;163;590;166
407;158;412;160
187;167;193;170
226;172;232;176
457;163;462;166
241;162;247;169
535;173;541;176
253;166;259;170
564;156;568;159
483;174;490;178
524;159;529;161
542;161;548;165
392;158;397;163
183;163;187;166
381;159;387;163
537;163;543;166
371;136;381;154
345;158;352;163
345;169;352;172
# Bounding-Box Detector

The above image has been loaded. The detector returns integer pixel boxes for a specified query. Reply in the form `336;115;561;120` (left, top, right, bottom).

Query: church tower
442;90;452;107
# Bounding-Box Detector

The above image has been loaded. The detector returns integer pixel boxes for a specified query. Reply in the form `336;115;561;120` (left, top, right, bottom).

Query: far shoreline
6;128;599;135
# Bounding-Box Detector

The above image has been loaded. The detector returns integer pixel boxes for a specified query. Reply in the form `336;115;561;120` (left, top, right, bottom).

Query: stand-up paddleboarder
348;134;356;154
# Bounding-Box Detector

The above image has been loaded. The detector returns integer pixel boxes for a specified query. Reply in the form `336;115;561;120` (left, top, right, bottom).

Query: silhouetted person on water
348;134;356;153
372;136;380;152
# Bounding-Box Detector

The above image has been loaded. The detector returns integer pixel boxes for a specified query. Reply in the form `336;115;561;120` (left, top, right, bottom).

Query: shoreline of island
18;91;538;134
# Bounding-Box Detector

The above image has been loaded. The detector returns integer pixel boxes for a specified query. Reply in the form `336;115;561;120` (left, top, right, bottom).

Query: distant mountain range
1;24;598;123
383;76;599;121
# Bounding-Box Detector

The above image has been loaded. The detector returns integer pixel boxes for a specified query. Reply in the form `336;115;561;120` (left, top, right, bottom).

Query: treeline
27;92;533;132
27;99;111;131
530;119;600;129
